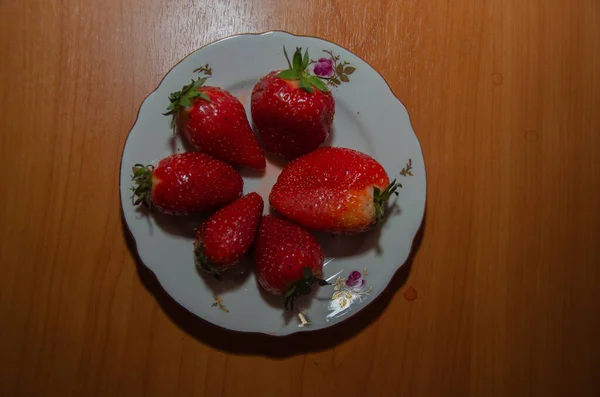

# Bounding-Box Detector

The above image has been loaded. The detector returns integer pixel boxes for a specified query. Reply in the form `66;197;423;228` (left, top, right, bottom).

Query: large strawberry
269;147;402;233
254;215;328;310
131;152;243;215
251;47;335;159
194;192;264;279
164;75;266;170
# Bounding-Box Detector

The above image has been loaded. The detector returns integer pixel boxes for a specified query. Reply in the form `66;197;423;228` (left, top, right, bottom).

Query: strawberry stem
373;179;402;223
277;46;329;94
163;76;211;131
283;46;292;69
194;244;223;281
131;164;154;208
283;267;329;311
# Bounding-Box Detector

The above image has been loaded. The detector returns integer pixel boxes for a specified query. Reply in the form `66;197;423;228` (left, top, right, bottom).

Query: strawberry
269;147;402;233
254;215;328;310
251;47;335;159
194;193;264;279
131;152;243;215
164;75;266;170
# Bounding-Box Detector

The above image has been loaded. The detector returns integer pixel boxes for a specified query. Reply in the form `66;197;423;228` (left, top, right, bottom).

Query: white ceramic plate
120;31;426;336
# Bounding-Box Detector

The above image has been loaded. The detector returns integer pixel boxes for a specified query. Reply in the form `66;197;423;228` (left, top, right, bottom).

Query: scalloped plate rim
119;30;427;336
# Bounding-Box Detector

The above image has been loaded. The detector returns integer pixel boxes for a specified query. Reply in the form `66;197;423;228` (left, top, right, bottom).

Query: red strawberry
194;193;264;279
131;152;243;215
269;147;402;233
164;76;266;170
254;215;328;310
251;47;335;159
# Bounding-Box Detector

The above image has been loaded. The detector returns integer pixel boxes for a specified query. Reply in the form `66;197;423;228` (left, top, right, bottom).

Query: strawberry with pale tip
131;152;243;215
269;147;402;233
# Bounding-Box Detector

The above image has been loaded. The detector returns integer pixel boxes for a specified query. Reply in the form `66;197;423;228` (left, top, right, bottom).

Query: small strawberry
164;76;266;170
194;192;264;279
131;152;243;215
251;47;335;159
269;147;402;233
254;215;328;310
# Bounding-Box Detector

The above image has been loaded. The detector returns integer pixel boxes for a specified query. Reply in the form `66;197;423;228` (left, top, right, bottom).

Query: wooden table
1;0;599;396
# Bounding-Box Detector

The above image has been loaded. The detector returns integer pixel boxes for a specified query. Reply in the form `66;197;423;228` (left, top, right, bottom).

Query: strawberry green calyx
373;179;402;223
163;77;211;130
284;267;329;311
131;164;154;208
277;47;329;94
194;244;223;281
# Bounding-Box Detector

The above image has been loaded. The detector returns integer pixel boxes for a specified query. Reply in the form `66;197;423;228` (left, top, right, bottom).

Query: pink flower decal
346;270;366;292
313;58;334;77
328;269;372;320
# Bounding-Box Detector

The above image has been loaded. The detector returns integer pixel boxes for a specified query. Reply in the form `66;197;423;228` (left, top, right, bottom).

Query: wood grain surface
1;0;599;396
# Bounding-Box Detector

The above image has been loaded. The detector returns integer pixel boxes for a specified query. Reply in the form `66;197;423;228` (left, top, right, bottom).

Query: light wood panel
1;0;599;396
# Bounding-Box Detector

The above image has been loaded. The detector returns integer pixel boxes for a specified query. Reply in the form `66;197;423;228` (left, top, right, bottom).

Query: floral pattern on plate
326;269;372;320
400;159;414;177
311;50;356;87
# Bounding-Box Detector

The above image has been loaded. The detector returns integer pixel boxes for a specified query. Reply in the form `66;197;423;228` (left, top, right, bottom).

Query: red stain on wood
403;286;418;301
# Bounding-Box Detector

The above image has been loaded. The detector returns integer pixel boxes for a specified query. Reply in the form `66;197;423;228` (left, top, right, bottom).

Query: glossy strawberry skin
254;215;325;295
269;147;390;233
151;152;243;215
178;86;266;170
250;72;335;159
194;193;264;273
